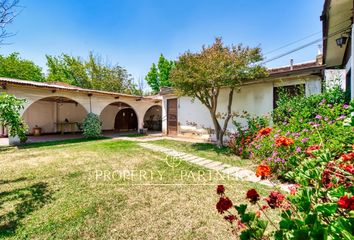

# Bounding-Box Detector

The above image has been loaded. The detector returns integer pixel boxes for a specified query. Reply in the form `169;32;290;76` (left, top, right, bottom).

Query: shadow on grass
17;136;110;149
0;182;53;237
0;177;28;185
190;143;233;156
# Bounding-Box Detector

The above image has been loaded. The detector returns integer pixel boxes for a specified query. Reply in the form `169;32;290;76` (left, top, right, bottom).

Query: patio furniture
55;122;78;134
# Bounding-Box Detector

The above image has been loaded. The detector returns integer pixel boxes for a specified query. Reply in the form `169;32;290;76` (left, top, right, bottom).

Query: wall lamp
336;35;348;48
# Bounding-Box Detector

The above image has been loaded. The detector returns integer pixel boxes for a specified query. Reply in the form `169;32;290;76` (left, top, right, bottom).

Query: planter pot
33;127;42;136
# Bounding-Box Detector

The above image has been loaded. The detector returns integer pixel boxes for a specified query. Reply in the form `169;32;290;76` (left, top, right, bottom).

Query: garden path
138;142;292;192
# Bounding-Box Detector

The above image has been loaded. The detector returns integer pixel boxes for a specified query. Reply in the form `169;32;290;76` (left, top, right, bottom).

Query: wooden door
167;99;178;135
114;108;138;131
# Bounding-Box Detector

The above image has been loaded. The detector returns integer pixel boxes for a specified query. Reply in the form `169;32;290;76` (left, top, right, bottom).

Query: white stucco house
0;78;162;144
160;61;324;141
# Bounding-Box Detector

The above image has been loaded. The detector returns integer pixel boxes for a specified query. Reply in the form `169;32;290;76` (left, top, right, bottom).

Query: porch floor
0;131;163;146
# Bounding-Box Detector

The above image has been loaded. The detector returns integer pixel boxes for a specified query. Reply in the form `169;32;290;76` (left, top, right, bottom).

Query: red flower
258;127;272;136
337;196;353;209
246;189;260;204
216;197;233;214
343;164;354;174
237;220;246;229
275;136;294;147
289;184;300;195
216;185;225;195
265;191;285;209
224;214;236;223
256;163;271;179
305;145;321;158
341;152;354;162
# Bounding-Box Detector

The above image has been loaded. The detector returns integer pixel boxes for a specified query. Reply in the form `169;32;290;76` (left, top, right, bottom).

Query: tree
0;93;27;142
145;63;159;93
0;53;45;81
170;38;268;147
145;54;174;93
0;0;20;44
46;52;139;94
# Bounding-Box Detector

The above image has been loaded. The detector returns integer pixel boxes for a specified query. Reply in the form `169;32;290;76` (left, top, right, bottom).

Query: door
114;108;138;131
167;99;178;135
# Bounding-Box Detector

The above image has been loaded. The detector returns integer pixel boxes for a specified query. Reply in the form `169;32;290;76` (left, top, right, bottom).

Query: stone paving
138;142;292;192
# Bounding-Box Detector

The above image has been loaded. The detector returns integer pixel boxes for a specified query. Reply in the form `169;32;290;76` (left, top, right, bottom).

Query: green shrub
82;113;102;138
0;93;28;142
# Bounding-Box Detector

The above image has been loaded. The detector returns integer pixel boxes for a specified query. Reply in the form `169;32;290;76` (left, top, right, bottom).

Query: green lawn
149;139;256;169
0;138;271;239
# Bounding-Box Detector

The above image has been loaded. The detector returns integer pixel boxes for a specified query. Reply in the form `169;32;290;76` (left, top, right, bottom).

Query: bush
82;113;102;138
0;93;28;142
228;113;269;158
247;88;353;180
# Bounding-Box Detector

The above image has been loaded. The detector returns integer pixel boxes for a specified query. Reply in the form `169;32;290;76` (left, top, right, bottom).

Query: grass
149;139;257;169
0;138;274;239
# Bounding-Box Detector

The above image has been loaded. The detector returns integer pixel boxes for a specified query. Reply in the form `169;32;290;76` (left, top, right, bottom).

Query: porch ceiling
323;0;353;67
40;96;77;104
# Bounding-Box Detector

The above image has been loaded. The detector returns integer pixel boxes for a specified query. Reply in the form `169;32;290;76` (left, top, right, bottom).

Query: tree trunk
208;109;223;147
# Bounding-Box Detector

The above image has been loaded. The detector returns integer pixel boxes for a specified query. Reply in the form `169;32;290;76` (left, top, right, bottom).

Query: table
55;122;78;134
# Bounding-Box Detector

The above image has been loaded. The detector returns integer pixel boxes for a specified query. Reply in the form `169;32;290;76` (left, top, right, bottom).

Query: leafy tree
0;93;27;142
46;52;139;94
145;63;159;93
145;54;174;93
0;53;45;81
170;38;267;146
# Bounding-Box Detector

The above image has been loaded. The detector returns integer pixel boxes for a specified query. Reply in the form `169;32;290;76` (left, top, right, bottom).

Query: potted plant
33;125;42;136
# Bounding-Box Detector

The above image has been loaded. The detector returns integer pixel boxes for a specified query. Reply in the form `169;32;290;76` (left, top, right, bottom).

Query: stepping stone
222;167;242;174
189;158;206;163
204;161;223;168
196;159;214;165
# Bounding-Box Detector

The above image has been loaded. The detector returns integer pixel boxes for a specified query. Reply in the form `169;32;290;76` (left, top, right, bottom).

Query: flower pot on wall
33;127;42;136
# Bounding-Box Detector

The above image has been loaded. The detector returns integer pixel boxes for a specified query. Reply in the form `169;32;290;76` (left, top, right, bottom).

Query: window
273;84;305;109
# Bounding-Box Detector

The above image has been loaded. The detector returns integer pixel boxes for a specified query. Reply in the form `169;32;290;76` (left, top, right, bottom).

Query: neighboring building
160;61;324;141
0;78;162;144
321;0;354;97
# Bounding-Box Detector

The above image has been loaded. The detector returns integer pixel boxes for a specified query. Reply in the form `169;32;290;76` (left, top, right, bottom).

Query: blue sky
0;0;323;83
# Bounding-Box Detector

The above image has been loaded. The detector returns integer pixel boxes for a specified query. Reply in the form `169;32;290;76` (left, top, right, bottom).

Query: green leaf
235;204;247;215
315;203;338;217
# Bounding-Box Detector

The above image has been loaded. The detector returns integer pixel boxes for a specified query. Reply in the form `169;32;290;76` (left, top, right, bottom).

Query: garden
216;85;354;239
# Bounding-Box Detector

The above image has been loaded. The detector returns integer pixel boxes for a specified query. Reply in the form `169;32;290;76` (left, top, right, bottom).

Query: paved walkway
138;142;292;192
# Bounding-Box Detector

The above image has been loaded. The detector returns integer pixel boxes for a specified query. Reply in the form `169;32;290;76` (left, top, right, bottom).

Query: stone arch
143;105;162;131
22;96;88;135
99;101;139;132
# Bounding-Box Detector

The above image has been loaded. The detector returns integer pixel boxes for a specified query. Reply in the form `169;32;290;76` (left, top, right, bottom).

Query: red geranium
258;127;272;136
275;136;294;147
224;214;236;223
343;164;354;174
216;185;225;195
341;152;354;162
246;189;260;204
265;191;285;209
337;196;354;210
256;163;271;179
305;145;321;158
216;197;233;214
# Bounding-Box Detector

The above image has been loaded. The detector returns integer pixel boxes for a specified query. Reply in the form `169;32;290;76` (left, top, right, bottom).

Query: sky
0;0;324;84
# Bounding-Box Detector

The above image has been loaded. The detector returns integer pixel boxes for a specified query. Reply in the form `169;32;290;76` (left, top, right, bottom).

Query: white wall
100;105;124;130
162;77;322;140
22;100;87;134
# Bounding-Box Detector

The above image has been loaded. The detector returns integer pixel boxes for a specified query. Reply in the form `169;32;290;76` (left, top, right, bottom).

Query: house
321;0;354;98
0;77;162;145
160;60;324;141
159;0;354;141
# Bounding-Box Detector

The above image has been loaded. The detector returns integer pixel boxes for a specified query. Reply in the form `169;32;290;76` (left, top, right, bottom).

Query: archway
22;96;87;135
100;102;138;132
143;105;162;131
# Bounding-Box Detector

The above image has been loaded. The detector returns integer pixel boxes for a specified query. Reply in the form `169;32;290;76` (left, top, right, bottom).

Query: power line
262;17;352;58
261;24;352;65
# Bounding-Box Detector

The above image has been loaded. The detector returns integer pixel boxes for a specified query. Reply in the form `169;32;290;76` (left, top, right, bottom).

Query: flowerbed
218;87;354;239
